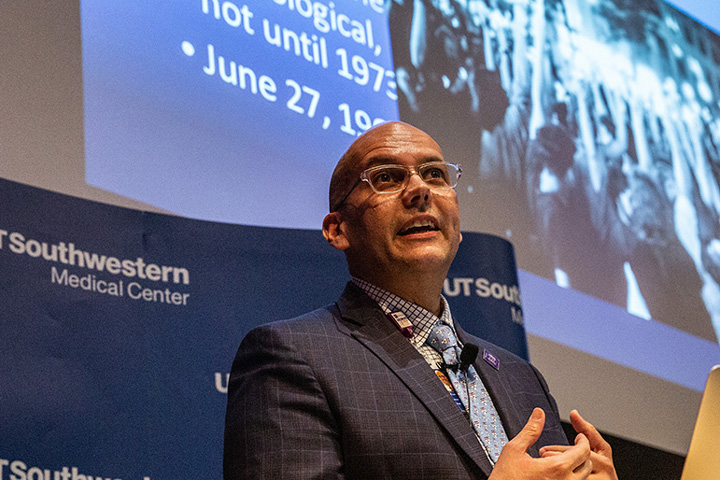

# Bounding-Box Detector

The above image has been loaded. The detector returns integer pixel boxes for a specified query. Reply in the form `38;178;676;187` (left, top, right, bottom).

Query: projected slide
81;0;399;228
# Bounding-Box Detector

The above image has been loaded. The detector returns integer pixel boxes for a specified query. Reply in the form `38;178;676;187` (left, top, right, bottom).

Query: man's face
327;123;462;284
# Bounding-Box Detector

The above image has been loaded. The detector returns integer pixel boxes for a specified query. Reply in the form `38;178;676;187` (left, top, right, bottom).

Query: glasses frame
333;161;462;211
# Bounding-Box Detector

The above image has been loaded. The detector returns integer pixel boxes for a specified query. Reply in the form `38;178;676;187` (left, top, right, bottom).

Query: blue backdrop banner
0;178;526;480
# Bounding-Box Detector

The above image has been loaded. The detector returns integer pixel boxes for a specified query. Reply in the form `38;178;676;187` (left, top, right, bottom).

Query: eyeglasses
334;161;462;211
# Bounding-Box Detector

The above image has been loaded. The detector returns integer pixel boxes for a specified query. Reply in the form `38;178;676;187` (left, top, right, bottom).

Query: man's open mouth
398;220;440;236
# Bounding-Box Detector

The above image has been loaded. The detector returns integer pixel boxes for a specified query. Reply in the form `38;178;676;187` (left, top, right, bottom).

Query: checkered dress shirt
352;277;460;370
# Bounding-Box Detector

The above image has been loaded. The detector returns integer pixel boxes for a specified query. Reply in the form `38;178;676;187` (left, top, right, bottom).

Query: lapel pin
483;349;500;370
387;311;414;338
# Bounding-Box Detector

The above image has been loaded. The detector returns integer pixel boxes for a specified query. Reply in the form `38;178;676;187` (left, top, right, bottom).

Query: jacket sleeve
223;323;344;480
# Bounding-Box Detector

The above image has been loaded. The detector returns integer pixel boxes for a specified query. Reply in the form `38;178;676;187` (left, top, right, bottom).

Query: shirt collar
351;277;456;349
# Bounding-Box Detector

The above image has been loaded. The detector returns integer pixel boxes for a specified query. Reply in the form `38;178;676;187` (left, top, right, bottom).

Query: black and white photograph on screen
390;0;720;343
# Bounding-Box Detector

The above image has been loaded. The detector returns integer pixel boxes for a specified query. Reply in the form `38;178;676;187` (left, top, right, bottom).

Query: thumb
508;408;546;452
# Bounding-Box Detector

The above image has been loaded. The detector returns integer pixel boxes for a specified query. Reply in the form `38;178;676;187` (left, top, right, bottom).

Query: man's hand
539;410;618;480
489;408;593;479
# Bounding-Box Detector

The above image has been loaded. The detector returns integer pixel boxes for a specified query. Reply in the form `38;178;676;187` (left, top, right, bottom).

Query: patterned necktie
426;322;508;463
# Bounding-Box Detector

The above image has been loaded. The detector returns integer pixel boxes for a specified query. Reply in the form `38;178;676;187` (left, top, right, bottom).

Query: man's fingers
539;434;591;475
507;408;546;452
574;432;588;446
573;458;593;478
569;410;594;437
570;410;612;455
539;445;570;457
569;433;591;471
497;412;599;480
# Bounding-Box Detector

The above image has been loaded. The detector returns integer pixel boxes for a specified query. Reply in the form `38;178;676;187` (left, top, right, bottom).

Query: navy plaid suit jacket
224;283;568;479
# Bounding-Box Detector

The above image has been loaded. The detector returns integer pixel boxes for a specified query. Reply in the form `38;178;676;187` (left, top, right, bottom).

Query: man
224;122;617;479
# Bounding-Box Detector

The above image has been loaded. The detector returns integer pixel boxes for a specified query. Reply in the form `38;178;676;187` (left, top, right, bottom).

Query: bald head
328;122;441;212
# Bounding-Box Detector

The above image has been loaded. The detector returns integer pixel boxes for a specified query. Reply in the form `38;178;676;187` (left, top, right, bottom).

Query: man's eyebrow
364;155;445;168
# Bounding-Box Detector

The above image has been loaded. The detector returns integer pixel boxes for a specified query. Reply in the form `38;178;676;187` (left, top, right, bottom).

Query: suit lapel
335;284;495;476
456;324;539;457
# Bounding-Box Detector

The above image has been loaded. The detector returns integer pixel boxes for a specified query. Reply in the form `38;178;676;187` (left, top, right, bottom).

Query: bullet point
182;41;195;56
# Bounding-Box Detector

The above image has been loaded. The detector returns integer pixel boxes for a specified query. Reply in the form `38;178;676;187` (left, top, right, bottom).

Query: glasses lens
419;163;458;188
366;166;409;192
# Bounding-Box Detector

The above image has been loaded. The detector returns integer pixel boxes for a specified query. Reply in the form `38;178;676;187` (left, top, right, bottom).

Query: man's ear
322;212;350;251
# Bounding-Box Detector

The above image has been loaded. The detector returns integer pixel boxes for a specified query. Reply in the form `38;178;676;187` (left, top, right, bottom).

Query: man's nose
402;171;431;204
